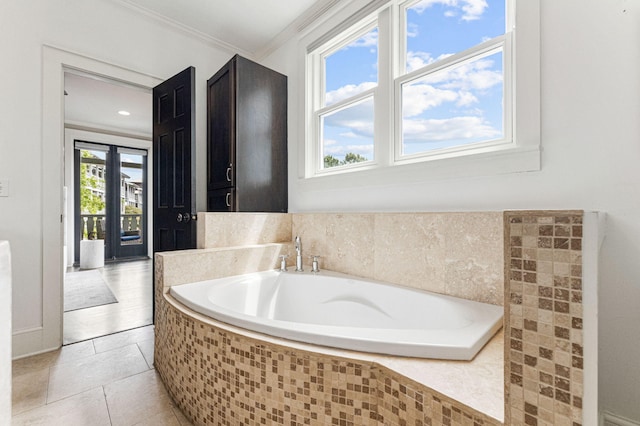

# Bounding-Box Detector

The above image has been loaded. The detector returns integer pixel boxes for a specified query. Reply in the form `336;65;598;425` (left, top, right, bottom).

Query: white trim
110;0;252;58
602;411;640;426
257;0;342;60
26;44;162;359
301;0;540;184
64;121;152;141
583;212;603;426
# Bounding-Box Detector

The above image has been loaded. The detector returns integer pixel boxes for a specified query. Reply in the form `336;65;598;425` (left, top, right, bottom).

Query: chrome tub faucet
295;236;304;272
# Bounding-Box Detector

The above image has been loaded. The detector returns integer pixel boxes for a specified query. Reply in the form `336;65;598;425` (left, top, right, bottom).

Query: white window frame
394;29;512;164
309;17;380;175
298;0;539;187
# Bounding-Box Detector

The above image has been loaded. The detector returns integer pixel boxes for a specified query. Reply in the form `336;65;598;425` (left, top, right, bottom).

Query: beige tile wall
504;211;584;426
159;243;293;289
292;212;504;305
197;213;291;249
197;212;504;305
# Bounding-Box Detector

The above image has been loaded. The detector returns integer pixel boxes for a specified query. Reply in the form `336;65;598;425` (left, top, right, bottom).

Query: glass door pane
75;143;109;265
117;147;147;258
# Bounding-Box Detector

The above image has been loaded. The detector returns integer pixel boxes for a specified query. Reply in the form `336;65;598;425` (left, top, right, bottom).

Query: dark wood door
153;67;197;252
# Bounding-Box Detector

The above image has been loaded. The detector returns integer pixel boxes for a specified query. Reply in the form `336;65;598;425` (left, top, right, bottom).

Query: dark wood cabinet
207;55;288;212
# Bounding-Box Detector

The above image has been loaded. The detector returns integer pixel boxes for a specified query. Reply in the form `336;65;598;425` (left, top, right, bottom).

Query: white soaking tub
170;270;503;360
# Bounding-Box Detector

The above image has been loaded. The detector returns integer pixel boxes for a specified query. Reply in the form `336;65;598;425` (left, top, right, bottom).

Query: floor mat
64;269;118;312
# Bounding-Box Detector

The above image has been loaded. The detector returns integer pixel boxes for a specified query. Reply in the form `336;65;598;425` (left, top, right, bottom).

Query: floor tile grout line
102;385;114;426
44;365;52;406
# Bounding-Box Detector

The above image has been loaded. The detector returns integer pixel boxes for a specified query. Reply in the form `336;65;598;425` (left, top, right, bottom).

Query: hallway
64;259;152;345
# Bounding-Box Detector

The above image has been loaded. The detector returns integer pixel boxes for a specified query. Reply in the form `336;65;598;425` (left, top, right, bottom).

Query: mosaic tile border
504;211;584;426
155;289;500;426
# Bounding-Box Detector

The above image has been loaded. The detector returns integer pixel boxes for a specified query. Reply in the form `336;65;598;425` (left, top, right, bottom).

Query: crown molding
110;0;253;58
255;0;341;60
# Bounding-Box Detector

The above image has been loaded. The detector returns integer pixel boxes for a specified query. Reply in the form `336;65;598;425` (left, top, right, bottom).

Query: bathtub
169;269;503;360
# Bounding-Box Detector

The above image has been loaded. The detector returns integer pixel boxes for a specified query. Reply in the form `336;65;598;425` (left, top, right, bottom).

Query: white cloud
406;51;454;73
325;82;377;105
456;91;479;107
461;0;488;21
407;23;420;38
402;55;500;117
347;29;378;49
435;58;502;91
402;84;458;117
410;0;488;21
402;116;501;142
412;56;502;92
323;143;374;157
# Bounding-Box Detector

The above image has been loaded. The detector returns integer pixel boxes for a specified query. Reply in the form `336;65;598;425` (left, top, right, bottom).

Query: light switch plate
0;179;9;197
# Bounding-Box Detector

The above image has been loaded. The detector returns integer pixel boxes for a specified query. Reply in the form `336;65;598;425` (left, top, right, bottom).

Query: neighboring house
82;160;143;213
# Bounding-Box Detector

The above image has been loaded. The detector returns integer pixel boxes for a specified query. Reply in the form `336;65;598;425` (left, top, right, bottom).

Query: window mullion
316;87;377;117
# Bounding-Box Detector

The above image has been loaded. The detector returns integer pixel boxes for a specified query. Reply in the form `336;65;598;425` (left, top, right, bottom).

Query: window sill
299;144;540;192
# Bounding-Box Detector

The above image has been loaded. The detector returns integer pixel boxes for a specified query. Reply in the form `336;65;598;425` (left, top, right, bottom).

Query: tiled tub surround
156;276;504;424
504;211;592;426
155;243;505;424
156;211;595;425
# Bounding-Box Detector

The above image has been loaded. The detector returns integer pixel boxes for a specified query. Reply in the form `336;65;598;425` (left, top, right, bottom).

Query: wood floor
63;259;153;345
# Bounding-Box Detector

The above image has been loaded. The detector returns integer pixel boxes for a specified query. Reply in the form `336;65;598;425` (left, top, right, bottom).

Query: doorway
62;70;155;345
32;46;163;356
73;141;148;264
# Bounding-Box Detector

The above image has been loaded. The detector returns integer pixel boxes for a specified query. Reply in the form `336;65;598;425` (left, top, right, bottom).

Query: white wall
0;0;638;422
262;0;640;422
0;0;234;353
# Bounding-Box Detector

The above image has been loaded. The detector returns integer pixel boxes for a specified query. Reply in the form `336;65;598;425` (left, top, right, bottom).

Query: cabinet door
207;188;235;212
207;61;235;190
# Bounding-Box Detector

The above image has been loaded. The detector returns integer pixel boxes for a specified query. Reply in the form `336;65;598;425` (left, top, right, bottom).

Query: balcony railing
81;214;143;244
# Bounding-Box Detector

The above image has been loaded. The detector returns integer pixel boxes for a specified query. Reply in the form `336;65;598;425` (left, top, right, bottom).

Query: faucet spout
294;236;303;272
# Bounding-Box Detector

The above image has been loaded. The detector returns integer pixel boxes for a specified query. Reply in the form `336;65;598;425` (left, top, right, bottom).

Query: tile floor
11;325;192;425
64;259;153;344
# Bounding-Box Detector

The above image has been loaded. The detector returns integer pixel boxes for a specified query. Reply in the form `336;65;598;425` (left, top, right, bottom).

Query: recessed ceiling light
118;110;131;116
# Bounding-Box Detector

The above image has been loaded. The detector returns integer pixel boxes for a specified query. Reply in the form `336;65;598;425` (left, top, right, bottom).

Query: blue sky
321;0;505;165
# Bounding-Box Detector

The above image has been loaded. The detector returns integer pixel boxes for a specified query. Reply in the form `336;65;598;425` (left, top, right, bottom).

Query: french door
74;141;148;263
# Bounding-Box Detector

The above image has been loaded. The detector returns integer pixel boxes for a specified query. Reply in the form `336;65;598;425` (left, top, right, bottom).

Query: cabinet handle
226;165;232;182
225;192;231;207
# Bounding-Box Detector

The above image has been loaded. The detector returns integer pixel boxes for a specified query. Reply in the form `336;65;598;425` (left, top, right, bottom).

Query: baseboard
602;411;640;426
12;327;59;359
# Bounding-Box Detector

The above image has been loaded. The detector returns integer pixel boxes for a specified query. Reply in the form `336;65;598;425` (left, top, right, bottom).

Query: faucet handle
308;255;321;273
278;254;289;272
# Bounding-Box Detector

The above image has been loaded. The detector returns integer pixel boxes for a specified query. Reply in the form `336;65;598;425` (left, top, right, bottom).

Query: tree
323;152;369;168
343;152;368;164
324;155;341;168
80;151;106;214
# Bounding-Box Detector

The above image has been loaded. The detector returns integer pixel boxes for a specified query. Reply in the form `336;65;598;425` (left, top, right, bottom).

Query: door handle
225;192;231;207
176;213;183;223
183;212;191;223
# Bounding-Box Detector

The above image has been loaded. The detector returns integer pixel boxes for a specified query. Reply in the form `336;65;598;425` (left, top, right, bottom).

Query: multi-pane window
306;0;524;178
398;0;507;159
316;25;379;171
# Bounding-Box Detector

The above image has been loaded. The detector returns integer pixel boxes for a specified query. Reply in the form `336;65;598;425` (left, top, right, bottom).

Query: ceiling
65;73;153;137
65;0;336;137
119;0;331;56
